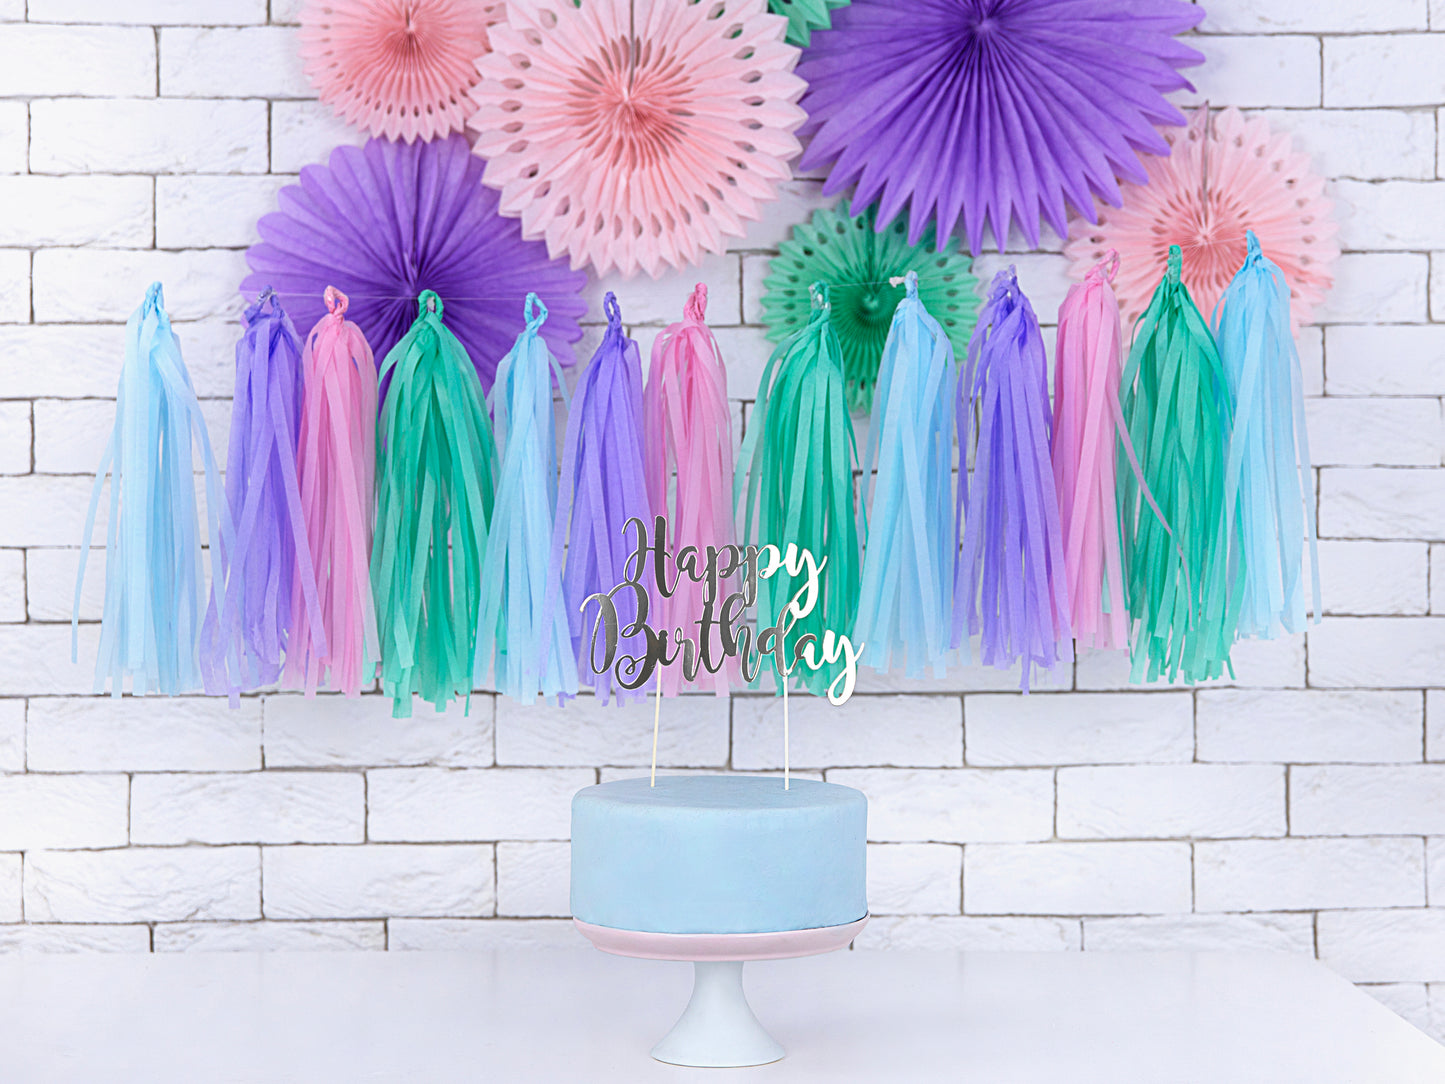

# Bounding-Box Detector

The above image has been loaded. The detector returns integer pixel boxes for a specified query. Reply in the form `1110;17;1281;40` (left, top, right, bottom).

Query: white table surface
1;947;1441;1083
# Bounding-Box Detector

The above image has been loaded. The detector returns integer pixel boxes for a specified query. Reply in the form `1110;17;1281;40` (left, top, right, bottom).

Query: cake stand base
650;961;783;1068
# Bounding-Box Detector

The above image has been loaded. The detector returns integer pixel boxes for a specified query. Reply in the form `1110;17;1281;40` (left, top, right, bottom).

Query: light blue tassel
855;271;958;678
73;282;230;696
475;293;578;703
1214;230;1321;638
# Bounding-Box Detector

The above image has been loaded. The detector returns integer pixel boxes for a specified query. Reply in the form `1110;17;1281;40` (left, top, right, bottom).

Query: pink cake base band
573;915;869;962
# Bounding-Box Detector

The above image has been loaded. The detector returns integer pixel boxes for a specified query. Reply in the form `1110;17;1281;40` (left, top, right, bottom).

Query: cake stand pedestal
574;915;868;1068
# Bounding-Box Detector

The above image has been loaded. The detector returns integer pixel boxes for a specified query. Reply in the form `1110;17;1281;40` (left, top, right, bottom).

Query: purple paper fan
244;134;586;387
798;0;1205;255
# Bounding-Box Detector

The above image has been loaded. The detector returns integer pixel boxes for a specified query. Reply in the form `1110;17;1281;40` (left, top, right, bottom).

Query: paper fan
761;205;977;410
797;0;1204;255
467;0;807;278
770;0;849;45
243;134;586;387
1065;106;1339;330
300;0;502;143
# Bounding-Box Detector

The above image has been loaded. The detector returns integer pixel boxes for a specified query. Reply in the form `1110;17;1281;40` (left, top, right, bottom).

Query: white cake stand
574;915;868;1067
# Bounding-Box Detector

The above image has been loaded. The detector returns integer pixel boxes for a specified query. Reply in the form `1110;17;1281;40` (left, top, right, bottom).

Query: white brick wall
0;0;1443;1046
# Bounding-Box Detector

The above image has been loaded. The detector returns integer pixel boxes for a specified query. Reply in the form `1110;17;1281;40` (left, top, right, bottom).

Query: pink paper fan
301;0;502;144
1065;106;1339;330
467;0;807;278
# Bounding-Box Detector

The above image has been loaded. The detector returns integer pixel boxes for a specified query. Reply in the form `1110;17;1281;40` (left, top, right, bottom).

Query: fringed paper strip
476;293;578;704
1119;245;1237;683
855;271;957;678
735;282;862;697
547;292;650;705
953;268;1071;691
284;287;380;697
373;290;495;717
73;282;229;696
645;284;740;697
1215;230;1321;639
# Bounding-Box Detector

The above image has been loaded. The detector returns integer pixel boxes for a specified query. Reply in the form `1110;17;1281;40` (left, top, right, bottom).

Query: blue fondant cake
570;775;867;935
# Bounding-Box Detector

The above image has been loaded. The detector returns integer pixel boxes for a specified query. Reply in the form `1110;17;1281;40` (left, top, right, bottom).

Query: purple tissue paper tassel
952;268;1072;691
202;289;325;701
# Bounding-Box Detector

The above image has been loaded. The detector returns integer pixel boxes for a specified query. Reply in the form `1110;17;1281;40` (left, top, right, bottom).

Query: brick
1325;35;1445;107
586;253;741;327
156;175;292;249
827;768;1054;843
1430;691;1445;760
36;548;115;625
965;843;1192;916
0;854;16;922
0;476;103;548
0;176;152;249
866;843;961;915
28;696;261;772
33;399;231;477
31;99;269;174
153;920;385;952
1336;181;1445;252
1075;635;1305;690
0;102;27;174
0;924;150;952
388;918;578;950
262;844;493;919
1257;111;1438;180
0;402;29;474
0;774;127;850
1298;325;1324;397
160;27;309;99
1198;690;1424;764
714;325;777;401
1434;547;1445;615
496;695;727;767
733;695;960;770
1315;541;1430;615
1308;618;1445;688
1362;984;1433;1034
1316;254;1428;325
0;625;103;695
853;915;1079;951
0;699;21;771
1198;837;1425;912
0;249;26;323
1058;765;1284;840
0;25;154;97
1318;909;1445;982
728;180;838;253
965;692;1191;766
1427;838;1445;903
270;0;306;22
25;847;259;922
1180;35;1321;109
0;549;22;622
30;0;268;21
496;841;570;917
1326;326;1445;396
264;694;493;768
1319;469;1445;539
367;768;592;842
131;772;365;846
1293;765;1445;835
0;322;235;399
1203;0;1426;31
742;254;769;325
1084;913;1315;953
34;249;251;323
1305;398;1441;467
850;658;1032;694
269;100;365;174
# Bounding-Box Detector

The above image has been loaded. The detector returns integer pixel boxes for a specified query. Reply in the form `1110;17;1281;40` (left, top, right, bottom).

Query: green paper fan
769;0;850;46
761;205;978;411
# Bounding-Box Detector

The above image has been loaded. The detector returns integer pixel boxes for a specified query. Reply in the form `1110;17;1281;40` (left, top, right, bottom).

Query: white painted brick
1325;35;1445;107
965;843;1193;916
827;768;1054;843
388;918;579;951
1298;325;1324;397
1427;837;1445;903
1075;635;1306;690
0;924;150;952
1319;469;1445;539
32;399;232;477
34;249;250;323
1177;35;1321;109
728;180;838;254
1198;689;1424;763
160;27;308;99
1305;398;1441;467
0;699;22;772
1058;765;1284;840
0;625;103;695
741;254;769;325
850;658;1031;694
0;854;18;922
0;323;231;399
1430;691;1445;760
0;25;154;97
29;0;268;22
1434;547;1445;615
269;100;365;175
495;695;727;768
0;477;102;548
1362;983;1434;1034
1308;618;1445;688
1084;913;1315;954
156;175;292;250
965;692;1191;766
0;774;127;850
367;768;592;842
0;549;23;623
853;915;1079;951
262;844;492;919
131;772;364;846
154;920;385;952
711;324;776;402
1326;326;1445;396
0;177;152;249
496;841;570;918
271;0;306;23
0;103;27;175
0;402;29;474
1430;984;1445;1044
25;846;259;922
1318;909;1445;982
1293;764;1445;834
1336;181;1445;252
1204;0;1426;32
1198;837;1425;912
1316;254;1429;325
733;695;960;770
1257;111;1438;180
597;767;824;784
264;694;492;768
28;696;260;772
31;99;268;174
1316;541;1430;615
866;843;961;915
586;253;742;326
0;249;26;324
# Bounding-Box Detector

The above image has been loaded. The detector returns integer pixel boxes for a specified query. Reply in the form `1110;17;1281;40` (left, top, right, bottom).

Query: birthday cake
570;775;867;936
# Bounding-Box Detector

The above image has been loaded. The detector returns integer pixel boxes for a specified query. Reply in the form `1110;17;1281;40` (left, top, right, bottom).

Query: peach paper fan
1065;106;1338;331
467;0;807;278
